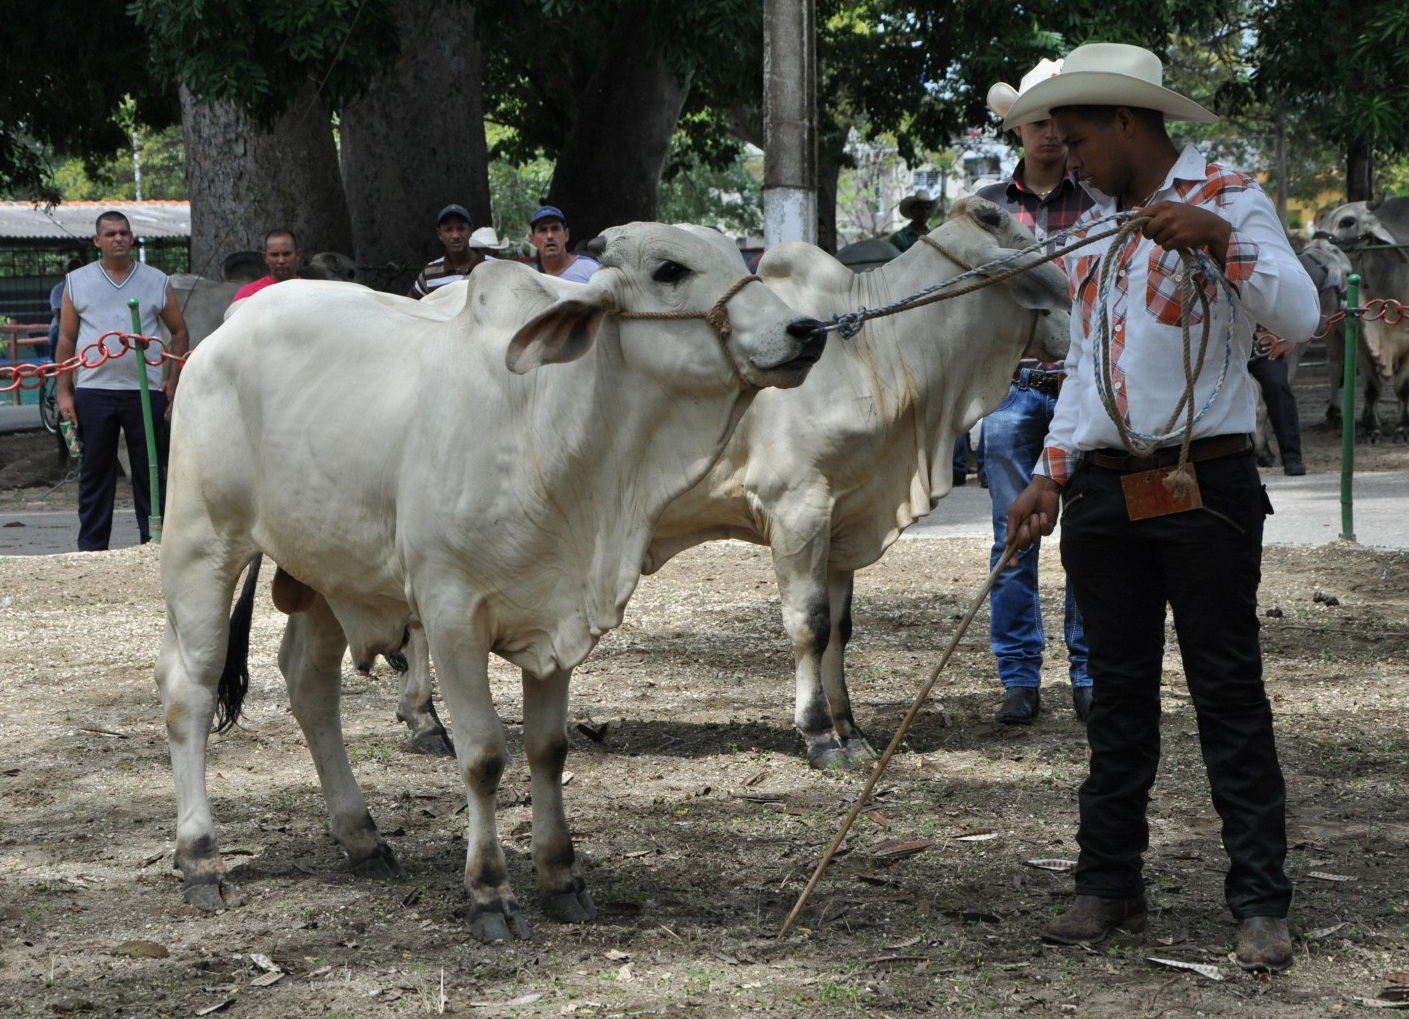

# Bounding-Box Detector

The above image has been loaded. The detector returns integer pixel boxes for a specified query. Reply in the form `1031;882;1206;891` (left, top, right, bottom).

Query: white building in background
836;128;1016;247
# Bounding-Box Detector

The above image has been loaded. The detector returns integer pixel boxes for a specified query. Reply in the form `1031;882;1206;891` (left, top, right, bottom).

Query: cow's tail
216;554;261;732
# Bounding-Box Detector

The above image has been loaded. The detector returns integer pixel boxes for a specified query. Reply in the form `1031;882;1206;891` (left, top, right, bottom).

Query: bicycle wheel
39;376;60;433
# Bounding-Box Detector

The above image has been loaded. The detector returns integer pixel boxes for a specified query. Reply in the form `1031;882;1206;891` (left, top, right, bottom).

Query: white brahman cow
644;196;1071;767
385;198;1071;768
155;222;827;942
1324;199;1409;442
389;199;1070;767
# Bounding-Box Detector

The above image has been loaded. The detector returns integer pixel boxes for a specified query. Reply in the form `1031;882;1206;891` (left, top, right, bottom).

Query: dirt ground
2;366;1409;1017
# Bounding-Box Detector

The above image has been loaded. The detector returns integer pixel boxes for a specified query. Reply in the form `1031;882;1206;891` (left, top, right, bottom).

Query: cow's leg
281;595;399;877
395;622;454;756
818;570;875;762
523;667;596;925
1363;375;1383;443
155;541;248;910
775;536;870;771
1396;373;1409;443
420;612;526;942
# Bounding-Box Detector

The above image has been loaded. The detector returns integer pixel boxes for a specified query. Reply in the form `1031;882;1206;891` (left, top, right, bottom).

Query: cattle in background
155;222;826;942
166;252;361;351
645;196;1070;768
1294;237;1361;428
1325;199;1409;442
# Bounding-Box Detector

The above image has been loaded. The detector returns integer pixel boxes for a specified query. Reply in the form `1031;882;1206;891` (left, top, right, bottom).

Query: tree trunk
815;143;841;255
546;2;691;244
1346;136;1374;203
341;0;489;293
180;84;351;277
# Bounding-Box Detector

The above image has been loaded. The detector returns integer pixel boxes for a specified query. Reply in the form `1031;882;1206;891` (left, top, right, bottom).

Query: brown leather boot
1041;894;1148;944
1235;915;1293;972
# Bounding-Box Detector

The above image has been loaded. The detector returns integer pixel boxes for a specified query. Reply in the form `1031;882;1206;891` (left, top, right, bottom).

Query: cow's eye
1339;216;1355;230
652;260;690;284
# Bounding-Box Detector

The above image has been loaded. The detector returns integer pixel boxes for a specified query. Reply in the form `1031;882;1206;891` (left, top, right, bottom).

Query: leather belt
1013;366;1064;394
1078;433;1254;474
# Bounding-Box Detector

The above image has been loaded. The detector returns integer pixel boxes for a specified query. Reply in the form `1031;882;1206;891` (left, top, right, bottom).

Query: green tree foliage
1233;0;1409;199
129;0;401;127
0;2;177;201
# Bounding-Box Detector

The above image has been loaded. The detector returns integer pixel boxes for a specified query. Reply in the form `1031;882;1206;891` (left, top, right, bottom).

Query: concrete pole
763;0;817;246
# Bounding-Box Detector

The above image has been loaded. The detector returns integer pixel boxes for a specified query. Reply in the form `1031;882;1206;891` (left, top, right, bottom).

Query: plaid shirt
1034;146;1319;486
976;163;1092;375
975;162;1091;250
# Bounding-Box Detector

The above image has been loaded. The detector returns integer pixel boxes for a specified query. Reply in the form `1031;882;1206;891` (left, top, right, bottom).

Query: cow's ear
506;297;610;373
986;249;1070;312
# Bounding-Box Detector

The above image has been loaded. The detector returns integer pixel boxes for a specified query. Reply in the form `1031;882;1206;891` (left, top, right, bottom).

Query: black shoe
995;686;1040;724
1283;458;1306;477
952;470;967;487
1072;686;1093;723
1042;894;1148;944
1235;915;1294;972
978;471;989;489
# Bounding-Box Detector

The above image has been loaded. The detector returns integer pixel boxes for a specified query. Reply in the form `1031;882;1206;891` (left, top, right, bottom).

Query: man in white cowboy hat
1004;43;1319;972
975;58;1094;727
888;190;938;253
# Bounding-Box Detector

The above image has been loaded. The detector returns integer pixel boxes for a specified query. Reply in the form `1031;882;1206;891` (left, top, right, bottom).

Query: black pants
1059;451;1292;919
1249;356;1302;464
74;387;169;551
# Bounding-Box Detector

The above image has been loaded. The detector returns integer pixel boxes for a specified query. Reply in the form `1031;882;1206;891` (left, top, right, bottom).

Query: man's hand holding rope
1137;200;1233;270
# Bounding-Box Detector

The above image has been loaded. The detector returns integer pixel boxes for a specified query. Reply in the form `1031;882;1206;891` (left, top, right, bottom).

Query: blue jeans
984;380;1089;689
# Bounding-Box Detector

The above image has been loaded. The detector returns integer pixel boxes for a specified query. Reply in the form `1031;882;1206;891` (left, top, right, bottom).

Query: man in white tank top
55;210;190;551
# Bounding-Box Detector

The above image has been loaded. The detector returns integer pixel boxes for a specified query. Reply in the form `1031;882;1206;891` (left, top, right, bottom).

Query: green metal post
128;298;163;544
1339;275;1359;543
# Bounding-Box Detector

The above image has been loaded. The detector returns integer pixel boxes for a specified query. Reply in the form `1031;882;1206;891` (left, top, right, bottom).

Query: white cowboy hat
468;226;505;250
897;190;937;219
986;58;1063;120
1001;43;1218;129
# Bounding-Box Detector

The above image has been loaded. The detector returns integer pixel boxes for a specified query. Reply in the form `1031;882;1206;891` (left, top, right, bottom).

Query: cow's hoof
1254;448;1275;467
409;730;455;757
183;876;242;911
468;903;532;943
348;840;401;879
540;882;597;924
384;649;409;673
805;734;876;772
1367;431;1383;445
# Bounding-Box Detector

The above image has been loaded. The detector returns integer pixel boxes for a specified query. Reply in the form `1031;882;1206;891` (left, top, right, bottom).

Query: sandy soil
1;339;1407;1016
2;482;1409;1017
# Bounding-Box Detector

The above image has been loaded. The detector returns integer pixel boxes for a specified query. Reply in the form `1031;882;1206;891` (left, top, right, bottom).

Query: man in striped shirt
409;204;487;299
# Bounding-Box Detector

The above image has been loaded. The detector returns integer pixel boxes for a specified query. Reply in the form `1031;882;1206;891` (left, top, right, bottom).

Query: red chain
0;330;188;394
1260;297;1409;347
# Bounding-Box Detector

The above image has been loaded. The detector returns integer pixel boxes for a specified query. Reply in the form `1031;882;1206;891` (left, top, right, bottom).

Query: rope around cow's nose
612;274;764;386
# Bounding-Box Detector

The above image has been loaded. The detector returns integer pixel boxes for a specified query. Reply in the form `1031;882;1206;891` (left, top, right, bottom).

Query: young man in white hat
1004;42;1320;972
888;190;938;252
977;58;1094;727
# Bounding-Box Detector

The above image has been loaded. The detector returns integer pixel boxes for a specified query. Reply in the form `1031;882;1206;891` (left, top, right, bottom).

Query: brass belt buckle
1120;464;1203;520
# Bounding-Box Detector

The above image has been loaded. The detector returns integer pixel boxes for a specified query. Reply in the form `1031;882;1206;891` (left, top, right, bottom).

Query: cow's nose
787;318;828;341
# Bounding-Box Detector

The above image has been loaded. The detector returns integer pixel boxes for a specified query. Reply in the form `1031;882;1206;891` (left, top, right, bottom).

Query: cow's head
1326;202;1398;250
1298;237;1353;315
940;196;1072;360
506;223;827;390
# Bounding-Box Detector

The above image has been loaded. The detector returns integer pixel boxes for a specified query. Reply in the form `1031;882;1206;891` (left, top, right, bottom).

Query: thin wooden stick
777;540;1019;939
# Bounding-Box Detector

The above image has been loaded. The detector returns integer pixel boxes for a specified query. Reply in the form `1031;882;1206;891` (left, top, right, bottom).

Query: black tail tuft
216;555;261;733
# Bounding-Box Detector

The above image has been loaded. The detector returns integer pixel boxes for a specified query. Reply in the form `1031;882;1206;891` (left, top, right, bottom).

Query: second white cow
646;196;1070;767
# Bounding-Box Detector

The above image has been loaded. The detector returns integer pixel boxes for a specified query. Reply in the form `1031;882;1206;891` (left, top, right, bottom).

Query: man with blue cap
530;205;600;284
